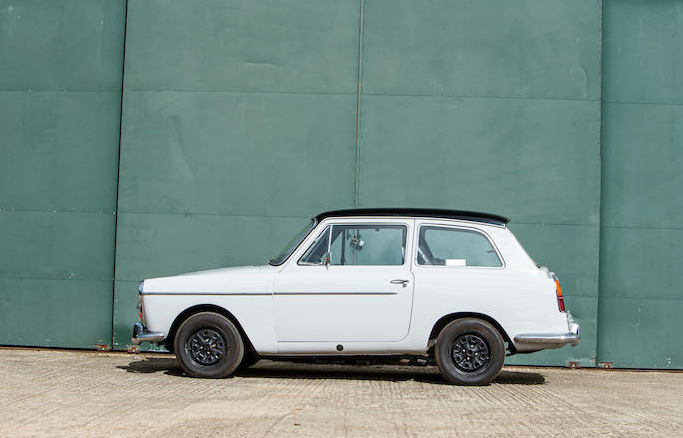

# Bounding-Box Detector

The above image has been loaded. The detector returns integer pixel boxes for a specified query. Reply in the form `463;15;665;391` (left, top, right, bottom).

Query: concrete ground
0;349;682;437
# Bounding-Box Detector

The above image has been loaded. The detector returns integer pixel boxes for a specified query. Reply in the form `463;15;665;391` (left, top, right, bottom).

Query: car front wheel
174;312;245;378
435;318;505;385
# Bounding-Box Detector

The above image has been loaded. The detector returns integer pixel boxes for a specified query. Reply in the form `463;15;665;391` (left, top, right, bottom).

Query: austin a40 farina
133;209;579;385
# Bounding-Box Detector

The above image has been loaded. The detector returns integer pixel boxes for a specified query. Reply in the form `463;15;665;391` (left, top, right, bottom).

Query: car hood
141;265;279;294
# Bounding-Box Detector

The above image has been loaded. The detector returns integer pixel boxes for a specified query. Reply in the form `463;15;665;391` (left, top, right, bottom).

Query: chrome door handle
390;279;409;288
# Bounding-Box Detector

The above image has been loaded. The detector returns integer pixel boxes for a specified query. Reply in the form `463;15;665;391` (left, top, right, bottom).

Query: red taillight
554;277;566;312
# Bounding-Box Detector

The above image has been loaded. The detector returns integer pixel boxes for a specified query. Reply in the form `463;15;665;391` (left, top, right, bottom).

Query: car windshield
268;219;316;265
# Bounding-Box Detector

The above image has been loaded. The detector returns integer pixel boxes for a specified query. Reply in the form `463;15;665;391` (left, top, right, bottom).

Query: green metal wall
1;0;681;368
356;0;602;367
111;0;361;348
0;0;125;348
597;0;683;368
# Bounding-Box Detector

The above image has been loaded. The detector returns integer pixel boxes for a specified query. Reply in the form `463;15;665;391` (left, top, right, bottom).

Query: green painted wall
356;0;602;367
1;0;681;368
597;0;683;368
0;0;125;348
112;0;360;348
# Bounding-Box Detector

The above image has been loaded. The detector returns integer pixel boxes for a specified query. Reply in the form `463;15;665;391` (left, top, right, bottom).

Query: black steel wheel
174;312;244;378
188;328;226;366
451;333;491;372
435;318;505;385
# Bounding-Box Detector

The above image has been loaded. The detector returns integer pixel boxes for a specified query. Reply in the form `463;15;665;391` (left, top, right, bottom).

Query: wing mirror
350;237;364;250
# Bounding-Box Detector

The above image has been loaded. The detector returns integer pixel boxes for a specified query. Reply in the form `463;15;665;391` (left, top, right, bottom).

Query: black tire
174;312;245;378
435;318;505;386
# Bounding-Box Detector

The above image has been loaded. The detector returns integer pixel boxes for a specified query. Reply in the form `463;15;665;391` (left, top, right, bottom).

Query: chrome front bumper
513;313;580;347
131;322;165;345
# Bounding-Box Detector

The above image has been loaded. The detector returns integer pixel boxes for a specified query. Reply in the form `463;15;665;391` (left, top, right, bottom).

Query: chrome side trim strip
275;292;397;296
141;292;397;296
141;292;272;296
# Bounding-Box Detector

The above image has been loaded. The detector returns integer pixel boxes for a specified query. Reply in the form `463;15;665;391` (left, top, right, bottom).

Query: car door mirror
349;237;364;250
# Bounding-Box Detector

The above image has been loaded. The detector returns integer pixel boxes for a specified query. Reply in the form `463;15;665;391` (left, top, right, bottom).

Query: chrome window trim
412;222;506;270
296;220;411;267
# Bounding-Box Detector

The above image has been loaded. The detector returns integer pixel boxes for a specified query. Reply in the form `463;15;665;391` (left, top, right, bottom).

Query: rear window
417;226;502;267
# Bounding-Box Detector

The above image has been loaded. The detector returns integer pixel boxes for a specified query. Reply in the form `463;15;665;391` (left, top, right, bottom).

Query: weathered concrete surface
0;349;682;437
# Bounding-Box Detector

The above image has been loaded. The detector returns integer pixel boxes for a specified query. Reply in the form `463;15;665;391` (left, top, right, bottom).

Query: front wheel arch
165;304;255;355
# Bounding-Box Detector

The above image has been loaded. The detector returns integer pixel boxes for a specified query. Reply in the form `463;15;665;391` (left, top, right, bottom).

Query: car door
273;219;415;343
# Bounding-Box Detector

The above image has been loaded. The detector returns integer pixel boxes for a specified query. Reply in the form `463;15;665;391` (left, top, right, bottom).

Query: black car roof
314;208;509;227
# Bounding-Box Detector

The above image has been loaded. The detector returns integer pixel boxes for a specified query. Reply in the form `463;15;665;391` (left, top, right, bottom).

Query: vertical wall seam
595;0;606;367
353;0;365;207
110;0;129;349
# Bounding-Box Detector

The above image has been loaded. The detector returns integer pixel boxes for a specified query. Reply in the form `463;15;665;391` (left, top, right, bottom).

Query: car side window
300;224;406;266
329;225;406;266
417;226;502;267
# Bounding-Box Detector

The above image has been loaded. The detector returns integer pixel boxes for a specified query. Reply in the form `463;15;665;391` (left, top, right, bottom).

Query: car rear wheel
435;318;505;385
174;312;244;378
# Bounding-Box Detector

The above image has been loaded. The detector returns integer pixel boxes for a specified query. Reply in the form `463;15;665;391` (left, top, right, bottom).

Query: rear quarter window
417;226;502;267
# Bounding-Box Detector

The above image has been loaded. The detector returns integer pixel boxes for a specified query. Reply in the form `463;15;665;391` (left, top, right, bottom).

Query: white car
133;209;579;385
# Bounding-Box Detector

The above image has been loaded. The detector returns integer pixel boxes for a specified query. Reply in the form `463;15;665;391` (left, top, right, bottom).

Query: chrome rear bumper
131;322;165;345
514;313;580;347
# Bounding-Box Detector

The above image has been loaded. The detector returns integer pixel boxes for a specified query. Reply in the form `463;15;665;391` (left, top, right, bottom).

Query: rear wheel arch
165;304;255;355
428;312;513;353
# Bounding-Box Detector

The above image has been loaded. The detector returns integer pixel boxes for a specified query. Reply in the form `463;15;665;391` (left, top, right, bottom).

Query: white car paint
137;215;578;356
